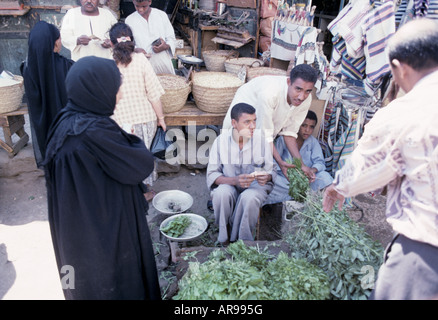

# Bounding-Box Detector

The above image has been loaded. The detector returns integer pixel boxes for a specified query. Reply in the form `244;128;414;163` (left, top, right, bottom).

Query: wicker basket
192;71;244;113
224;57;263;75
246;67;287;82
0;75;24;114
202;50;239;72
158;74;191;114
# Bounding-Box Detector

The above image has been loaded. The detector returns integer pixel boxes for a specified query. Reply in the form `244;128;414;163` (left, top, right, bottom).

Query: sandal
207;199;213;212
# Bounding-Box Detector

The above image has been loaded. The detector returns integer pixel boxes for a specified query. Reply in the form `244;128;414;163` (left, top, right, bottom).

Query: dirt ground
0;122;393;300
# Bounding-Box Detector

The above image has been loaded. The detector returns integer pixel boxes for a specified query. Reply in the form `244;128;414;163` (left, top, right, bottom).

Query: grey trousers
211;183;272;243
370;234;438;300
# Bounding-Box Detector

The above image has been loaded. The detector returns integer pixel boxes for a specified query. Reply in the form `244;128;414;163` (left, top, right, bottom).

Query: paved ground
0;116;393;300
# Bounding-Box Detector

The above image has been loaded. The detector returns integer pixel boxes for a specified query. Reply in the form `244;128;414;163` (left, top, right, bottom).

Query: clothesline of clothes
328;0;396;97
270;19;330;96
316;82;381;205
317;83;380;177
328;0;437;97
395;0;438;28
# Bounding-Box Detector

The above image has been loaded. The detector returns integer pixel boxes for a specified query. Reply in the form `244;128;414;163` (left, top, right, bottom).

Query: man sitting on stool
206;103;276;245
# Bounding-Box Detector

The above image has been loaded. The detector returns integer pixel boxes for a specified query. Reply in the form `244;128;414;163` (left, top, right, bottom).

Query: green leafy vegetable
174;240;330;300
161;215;191;238
287;158;309;203
284;193;384;300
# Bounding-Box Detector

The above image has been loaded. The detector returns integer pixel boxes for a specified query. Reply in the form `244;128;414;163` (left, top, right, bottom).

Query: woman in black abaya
44;56;161;300
22;21;73;167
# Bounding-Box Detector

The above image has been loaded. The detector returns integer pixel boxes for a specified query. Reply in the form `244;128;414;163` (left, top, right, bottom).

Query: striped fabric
363;0;395;93
328;0;395;95
332;37;367;80
395;0;438;29
428;0;438;18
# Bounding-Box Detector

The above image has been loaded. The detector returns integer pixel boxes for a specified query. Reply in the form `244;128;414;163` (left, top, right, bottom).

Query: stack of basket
224;57;263;76
202;50;239;72
191;71;244;114
158;74;191;114
246;67;287;82
0;75;24;114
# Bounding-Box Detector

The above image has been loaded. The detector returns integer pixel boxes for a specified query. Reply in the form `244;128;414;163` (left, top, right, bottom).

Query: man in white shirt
61;0;117;61
125;0;176;75
222;64;318;204
323;18;438;300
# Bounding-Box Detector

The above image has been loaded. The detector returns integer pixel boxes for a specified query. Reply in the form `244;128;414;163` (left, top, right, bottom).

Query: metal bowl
177;55;203;65
152;190;193;214
160;213;208;242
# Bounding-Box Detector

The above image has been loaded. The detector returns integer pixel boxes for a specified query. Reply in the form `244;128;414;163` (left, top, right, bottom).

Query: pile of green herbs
284;193;384;300
160;215;191;238
174;240;330;300
287;158;309;203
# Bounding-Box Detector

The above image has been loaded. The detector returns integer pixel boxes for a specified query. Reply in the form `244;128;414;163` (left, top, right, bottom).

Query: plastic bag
150;127;171;160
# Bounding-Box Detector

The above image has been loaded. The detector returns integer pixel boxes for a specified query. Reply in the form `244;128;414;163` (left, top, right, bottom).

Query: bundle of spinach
174;240;330;300
160;215;191;238
284;193;384;300
286;158;309;203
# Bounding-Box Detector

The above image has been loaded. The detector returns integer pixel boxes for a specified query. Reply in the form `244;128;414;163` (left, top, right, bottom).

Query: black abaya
22;21;73;167
44;56;161;300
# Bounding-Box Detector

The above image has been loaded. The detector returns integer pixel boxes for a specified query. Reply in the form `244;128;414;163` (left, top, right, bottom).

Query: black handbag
150;127;171;160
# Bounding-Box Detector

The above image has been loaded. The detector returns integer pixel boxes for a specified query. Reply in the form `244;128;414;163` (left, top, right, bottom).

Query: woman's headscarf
64;56;121;116
22;21;73;167
44;56;122;163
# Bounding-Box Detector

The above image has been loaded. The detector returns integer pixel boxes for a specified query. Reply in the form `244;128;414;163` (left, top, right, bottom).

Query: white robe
125;9;176;75
60;7;117;61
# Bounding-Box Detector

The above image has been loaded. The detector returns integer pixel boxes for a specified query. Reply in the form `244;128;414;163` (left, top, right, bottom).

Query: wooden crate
226;0;257;9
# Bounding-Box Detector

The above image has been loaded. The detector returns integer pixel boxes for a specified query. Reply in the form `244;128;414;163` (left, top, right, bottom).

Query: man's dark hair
388;20;438;71
231;103;256;121
289;63;318;84
306;110;318;125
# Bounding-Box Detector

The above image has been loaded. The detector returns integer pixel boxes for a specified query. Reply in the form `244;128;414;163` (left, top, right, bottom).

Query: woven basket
0;75;24;114
224;57;263;75
202;50;239;72
192;71;244;113
158;74;191;114
246;67;287;82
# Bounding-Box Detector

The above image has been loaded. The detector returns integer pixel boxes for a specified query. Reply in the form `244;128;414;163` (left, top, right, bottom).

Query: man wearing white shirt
125;0;176;75
323;18;438;300
61;0;117;61
222;64;318;204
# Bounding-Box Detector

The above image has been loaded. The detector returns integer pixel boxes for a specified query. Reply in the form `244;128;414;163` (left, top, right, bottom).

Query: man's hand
77;35;92;46
237;174;255;189
253;172;272;186
301;164;316;183
279;160;296;180
322;184;345;212
101;39;112;49
152;38;169;53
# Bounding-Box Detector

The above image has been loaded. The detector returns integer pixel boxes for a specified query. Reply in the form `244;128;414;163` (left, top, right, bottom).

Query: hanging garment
323;102;349;176
328;0;395;95
271;19;317;61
